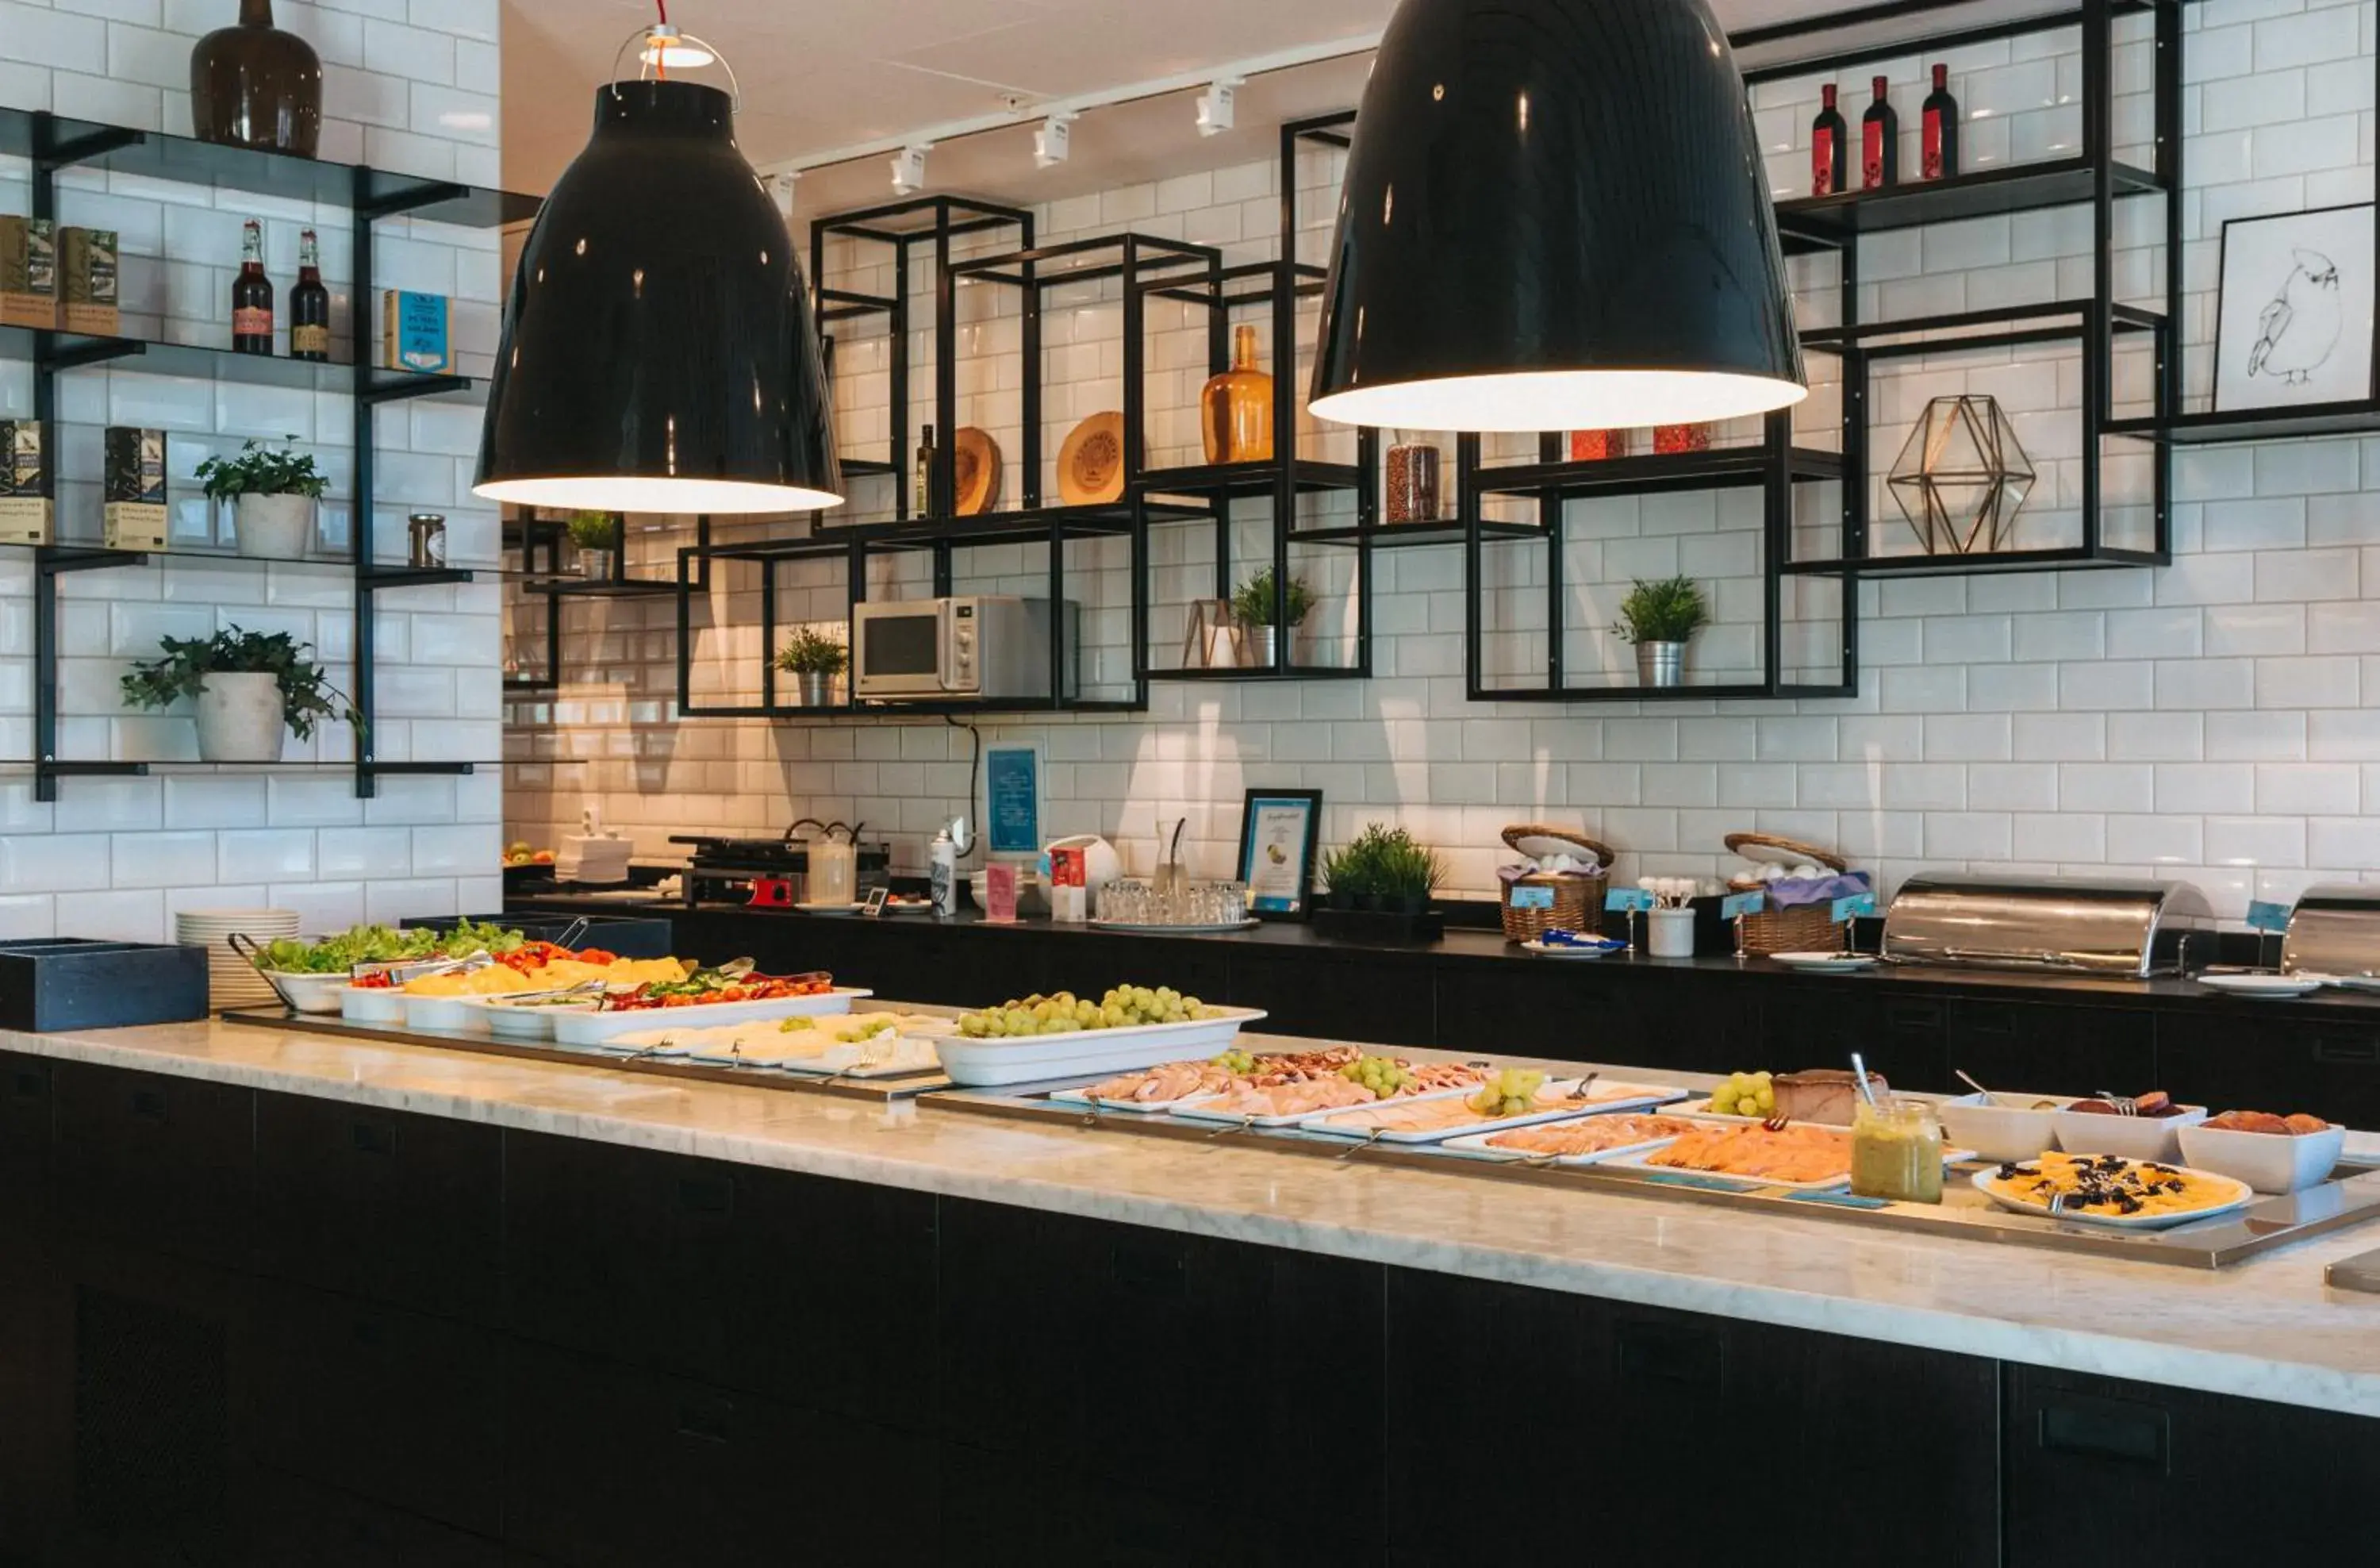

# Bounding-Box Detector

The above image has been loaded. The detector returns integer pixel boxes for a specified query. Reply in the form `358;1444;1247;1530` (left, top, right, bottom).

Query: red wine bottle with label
232;218;274;355
1921;63;1960;181
1861;75;1898;190
1811;84;1846;197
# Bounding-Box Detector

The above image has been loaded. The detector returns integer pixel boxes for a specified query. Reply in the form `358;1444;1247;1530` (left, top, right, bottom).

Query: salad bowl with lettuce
248;920;526;1012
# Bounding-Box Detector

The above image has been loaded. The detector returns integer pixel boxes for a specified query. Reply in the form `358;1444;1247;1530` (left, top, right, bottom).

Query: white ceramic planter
195;672;286;763
1646;906;1696;958
234;492;315;559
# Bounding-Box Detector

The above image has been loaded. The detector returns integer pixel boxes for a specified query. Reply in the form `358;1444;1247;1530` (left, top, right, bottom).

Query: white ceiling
501;0;1873;210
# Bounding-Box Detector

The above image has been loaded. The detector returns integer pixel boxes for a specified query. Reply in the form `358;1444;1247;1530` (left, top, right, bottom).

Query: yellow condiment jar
1850;1095;1944;1203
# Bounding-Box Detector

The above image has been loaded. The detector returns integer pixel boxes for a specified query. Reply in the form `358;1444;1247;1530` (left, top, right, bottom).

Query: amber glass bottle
1202;323;1274;465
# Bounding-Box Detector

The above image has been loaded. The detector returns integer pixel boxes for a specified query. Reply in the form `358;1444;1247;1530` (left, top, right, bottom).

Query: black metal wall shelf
2105;404;2380;445
1774;157;2163;255
1473;446;1847;501
2;107;539;798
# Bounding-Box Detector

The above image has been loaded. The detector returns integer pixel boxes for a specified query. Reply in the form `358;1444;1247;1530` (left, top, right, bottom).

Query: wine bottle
915;423;936;516
290;227;329;362
1861;75;1898;190
232;218;274;355
1921;64;1960;181
1811;84;1847;198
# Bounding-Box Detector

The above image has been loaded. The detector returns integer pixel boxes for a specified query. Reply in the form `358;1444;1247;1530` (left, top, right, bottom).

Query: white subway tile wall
0;0;505;940
508;0;2380;921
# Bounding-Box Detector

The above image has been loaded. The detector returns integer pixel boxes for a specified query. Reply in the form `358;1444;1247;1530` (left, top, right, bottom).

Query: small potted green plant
194;438;328;560
1613;575;1710;689
566;510;620;581
120;626;358;763
1317;822;1447;940
1231;565;1316;668
774;625;848;708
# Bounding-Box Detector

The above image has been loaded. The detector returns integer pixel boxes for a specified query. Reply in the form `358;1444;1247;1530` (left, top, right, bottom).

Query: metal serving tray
220;1006;950;1102
927;1051;2380;1270
1881;873;2215;978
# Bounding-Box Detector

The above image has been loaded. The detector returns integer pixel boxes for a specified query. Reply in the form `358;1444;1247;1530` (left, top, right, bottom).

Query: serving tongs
351;951;496;989
225;930;305;1011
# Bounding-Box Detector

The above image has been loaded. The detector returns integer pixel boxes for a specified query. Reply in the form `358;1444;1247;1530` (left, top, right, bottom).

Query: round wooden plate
953;426;1000;516
1057;411;1125;505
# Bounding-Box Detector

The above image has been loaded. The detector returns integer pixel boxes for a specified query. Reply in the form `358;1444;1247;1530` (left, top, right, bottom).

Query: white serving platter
1049;1083;1227;1115
1668;1097;1854;1129
2195;973;2324;997
1595;1139;1856;1191
547;987;866;1046
1169;1082;1479;1129
927;1008;1267;1088
1087;919;1261;935
1297;1079;1687;1144
1440;1114;1696;1166
1766;951;1878;973
1970;1162;2255;1230
461;994;605;1040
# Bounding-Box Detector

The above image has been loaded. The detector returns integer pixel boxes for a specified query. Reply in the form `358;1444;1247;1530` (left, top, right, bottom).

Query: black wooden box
0;937;209;1030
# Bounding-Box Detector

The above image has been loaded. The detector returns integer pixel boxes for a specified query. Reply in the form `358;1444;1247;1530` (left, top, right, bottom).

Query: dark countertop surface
509;892;2380;1021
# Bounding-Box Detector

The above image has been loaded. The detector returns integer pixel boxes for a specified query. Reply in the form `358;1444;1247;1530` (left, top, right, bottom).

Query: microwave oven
850;596;1079;702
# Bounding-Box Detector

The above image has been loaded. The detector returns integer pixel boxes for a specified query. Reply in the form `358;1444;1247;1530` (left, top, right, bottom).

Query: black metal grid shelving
2;109;539;797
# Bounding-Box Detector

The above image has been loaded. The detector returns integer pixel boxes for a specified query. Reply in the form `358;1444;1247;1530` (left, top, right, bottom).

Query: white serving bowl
1937;1091;2075;1163
2176;1122;2344;1194
401;992;484;1032
471;996;602;1041
339;986;407;1024
2052;1103;2208;1163
259;970;351;1014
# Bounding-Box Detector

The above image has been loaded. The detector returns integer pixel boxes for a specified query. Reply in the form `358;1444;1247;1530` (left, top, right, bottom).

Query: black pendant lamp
474;60;841;513
1309;0;1805;432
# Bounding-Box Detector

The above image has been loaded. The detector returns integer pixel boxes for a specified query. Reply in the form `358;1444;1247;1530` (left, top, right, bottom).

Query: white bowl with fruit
929;984;1267;1087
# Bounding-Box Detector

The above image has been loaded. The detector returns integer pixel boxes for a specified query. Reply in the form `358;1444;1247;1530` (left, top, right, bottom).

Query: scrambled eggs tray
401;956;690;996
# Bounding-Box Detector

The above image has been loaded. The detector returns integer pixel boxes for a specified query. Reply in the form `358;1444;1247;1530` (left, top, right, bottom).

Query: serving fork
2096;1090;2140;1117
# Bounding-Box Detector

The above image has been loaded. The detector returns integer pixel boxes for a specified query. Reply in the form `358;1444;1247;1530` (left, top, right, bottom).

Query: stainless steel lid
2283;883;2380;977
1881;873;2214;978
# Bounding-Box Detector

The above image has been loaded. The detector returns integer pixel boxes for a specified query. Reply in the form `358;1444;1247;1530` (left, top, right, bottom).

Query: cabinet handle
2313;1037;2379;1066
675;1399;731;1443
351;1120;397;1155
130;1088;167;1120
2037;1400;2168;1471
1617;1321;1724;1390
678;1174;735;1215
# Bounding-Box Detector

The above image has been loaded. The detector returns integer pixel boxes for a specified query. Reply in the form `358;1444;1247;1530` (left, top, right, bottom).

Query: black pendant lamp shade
1308;0;1805;432
474;79;842;514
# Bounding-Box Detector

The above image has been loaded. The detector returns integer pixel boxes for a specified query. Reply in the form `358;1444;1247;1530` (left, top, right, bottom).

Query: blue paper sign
983;746;1041;856
2246;900;2291;934
1509;886;1556;911
1785;1190;1891;1210
1722;890;1765;920
1830;893;1877;923
1605;887;1655;914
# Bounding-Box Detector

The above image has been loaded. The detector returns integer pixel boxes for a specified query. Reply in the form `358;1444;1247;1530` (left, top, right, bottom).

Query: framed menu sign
983;744;1042;857
1237;789;1322;920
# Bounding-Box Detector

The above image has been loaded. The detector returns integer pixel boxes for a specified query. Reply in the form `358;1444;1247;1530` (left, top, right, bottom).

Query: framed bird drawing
2215;203;2376;412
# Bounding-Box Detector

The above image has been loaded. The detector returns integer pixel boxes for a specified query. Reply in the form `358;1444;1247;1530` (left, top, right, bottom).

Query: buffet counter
12;1015;2380;1417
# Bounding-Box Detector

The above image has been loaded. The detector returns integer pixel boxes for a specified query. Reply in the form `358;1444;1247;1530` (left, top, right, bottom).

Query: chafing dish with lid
2282;883;2380;977
1881;874;2213;977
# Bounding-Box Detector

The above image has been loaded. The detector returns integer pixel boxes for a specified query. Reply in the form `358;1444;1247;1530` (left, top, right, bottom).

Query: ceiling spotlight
1196;79;1239;137
638;23;715;70
1034;110;1075;168
890;143;930;194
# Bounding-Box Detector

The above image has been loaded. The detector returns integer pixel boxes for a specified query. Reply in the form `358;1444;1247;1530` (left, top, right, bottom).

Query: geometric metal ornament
1885;394;2035;555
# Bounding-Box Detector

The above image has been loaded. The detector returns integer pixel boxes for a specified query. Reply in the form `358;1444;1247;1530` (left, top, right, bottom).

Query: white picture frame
2213;203;2377;412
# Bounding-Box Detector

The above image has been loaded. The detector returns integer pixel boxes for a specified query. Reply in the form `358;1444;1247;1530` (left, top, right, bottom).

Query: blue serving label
2245;900;2291;934
1510;886;1556;911
1605;888;1656;913
1722;890;1765;919
1830;893;1877;922
1785;1189;1891;1210
1638;1171;1752;1193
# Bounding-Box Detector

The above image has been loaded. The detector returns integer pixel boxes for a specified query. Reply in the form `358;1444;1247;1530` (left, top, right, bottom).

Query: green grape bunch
955;984;1220;1038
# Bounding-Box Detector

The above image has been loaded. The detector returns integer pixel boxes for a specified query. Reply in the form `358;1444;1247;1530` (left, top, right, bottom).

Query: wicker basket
1500;824;1614;943
1724;831;1851;956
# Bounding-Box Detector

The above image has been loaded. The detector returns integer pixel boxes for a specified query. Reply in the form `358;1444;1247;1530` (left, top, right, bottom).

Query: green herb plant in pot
1231;565;1316;669
196;437;328;560
1613;575;1710;689
774;625;848;709
1322;822;1445;916
121;625;358;763
566;510;620;581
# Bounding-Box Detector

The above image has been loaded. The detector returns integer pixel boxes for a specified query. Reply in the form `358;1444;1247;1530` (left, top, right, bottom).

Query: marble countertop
13;1017;2380;1419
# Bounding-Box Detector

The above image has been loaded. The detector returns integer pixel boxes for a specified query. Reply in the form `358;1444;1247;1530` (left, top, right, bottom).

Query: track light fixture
1034;110;1074;168
1196;79;1239;136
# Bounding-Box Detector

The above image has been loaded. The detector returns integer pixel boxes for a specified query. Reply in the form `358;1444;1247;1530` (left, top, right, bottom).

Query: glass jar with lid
1850;1095;1944;1203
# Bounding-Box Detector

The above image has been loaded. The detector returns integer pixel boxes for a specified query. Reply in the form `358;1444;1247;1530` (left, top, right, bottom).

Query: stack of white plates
175;907;300;1012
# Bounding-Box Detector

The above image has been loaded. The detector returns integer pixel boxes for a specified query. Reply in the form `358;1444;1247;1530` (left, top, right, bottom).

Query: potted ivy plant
1613;575;1710;689
194;438;328;560
774;625;848;708
1231;565;1315;668
120;626;357;763
566;510;620;581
